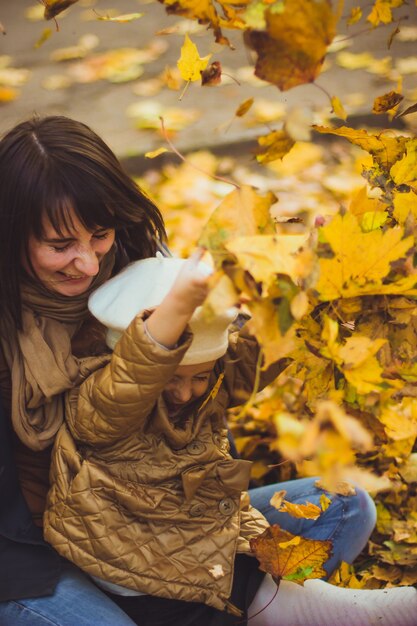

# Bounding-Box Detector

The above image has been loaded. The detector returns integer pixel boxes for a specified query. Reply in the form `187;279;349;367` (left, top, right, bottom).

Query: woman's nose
73;247;99;276
175;382;193;403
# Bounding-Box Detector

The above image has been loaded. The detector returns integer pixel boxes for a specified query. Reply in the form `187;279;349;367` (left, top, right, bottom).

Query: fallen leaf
320;493;332;511
270;490;287;510
279;500;323;520
315;479;356;496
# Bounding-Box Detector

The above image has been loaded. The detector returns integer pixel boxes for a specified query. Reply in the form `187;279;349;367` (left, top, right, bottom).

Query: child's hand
167;249;211;317
145;249;211;349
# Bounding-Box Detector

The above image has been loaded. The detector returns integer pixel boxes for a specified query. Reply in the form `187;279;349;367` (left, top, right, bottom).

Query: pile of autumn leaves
195;127;417;589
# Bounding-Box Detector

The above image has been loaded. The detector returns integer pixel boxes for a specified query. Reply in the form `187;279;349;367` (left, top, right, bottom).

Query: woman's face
26;211;115;296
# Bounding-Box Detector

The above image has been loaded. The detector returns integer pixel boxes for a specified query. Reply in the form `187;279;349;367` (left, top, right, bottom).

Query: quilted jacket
44;312;281;612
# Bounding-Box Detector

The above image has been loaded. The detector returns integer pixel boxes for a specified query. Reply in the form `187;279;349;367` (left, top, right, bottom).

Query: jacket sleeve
65;312;192;446
223;323;287;408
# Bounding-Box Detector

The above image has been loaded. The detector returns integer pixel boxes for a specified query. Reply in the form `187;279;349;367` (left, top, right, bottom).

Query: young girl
44;252;417;626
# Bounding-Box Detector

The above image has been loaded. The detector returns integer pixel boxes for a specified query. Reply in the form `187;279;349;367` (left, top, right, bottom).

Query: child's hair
0;115;166;326
88;254;238;364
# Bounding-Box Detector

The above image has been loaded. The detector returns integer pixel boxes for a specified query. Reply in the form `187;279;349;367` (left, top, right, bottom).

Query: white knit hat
88;253;238;365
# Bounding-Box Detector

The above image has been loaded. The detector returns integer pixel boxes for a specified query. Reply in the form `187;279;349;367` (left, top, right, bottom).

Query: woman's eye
94;230;110;240
194;376;209;383
51;244;70;253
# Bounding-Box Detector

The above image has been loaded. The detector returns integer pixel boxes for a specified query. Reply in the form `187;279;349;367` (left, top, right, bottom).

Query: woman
0;116;378;626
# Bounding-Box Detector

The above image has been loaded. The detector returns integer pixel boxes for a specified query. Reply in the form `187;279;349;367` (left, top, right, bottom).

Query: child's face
163;361;217;414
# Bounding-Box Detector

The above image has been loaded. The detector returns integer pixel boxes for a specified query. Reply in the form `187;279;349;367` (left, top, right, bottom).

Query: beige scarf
0;250;115;451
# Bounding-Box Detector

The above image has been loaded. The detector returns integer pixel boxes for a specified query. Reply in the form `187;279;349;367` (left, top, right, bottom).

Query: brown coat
44;313;279;612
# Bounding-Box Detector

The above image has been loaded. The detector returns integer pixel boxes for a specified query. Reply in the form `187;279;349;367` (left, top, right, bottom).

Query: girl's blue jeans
0;477;376;626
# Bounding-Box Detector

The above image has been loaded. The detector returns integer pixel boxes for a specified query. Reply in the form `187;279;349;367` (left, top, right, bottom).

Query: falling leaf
0;21;6;35
372;90;403;114
331;95;347;121
367;0;404;27
256;129;295;164
0;86;18;102
235;98;254;117
145;147;169;159
34;27;52;48
95;12;144;23
250;524;332;584
347;7;362;25
158;0;237;46
244;0;337;90
177;34;211;82
43;0;79;20
395;102;417;119
201;61;222;85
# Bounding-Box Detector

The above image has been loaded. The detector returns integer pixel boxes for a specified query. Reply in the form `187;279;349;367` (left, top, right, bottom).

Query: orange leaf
372;90;403;114
235;97;254;117
244;0;337;90
279;500;323;520
201;61;222;86
43;0;79;20
250;524;332;584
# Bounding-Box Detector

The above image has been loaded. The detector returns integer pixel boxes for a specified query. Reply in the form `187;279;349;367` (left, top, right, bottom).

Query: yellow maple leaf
177;34;211;82
250;524;332;584
256;129;296;164
313;125;408;170
316;212;415;301
338;336;387;394
244;0;337;90
225;233;311;288
390;140;417;188
392;190;417;224
247;298;297;367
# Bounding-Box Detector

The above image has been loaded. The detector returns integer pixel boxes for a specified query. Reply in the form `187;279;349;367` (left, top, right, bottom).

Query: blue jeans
250;477;377;576
0;562;136;626
0;478;376;625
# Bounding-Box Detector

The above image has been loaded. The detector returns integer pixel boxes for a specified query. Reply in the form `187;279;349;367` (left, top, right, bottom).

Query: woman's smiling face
26;210;115;296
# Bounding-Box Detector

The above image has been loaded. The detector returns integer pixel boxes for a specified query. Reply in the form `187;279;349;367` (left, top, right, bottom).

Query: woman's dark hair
0;115;166;326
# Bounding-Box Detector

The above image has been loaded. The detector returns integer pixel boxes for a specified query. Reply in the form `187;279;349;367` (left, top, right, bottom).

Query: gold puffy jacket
44;313;281;612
